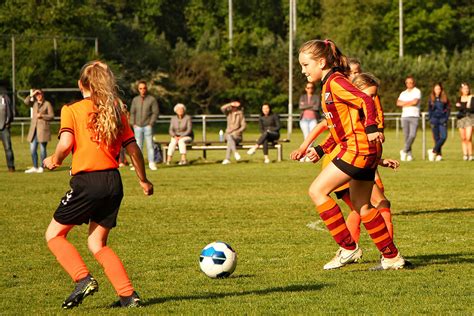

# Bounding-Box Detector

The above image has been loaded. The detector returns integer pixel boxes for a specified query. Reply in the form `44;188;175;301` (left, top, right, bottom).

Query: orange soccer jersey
59;98;135;175
317;69;381;169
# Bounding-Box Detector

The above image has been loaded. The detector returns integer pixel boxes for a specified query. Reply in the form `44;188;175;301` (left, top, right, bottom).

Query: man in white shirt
397;76;421;161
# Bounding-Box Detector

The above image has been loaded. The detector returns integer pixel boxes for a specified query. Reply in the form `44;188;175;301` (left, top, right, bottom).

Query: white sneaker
222;159;231;165
149;162;157;170
406;154;413;161
399;150;407;161
36;167;44;173
234;152;241;161
323;246;363;270
435;155;442;161
247;147;256;155
469;156;473;161
380;253;407;270
264;157;270;164
130;166;135;171
25;167;38;174
427;149;435;161
463;155;468;161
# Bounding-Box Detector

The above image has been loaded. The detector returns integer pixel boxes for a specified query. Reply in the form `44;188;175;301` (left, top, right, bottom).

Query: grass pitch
0;127;472;314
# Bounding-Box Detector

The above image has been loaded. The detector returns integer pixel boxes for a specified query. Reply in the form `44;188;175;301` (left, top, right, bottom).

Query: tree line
0;0;472;117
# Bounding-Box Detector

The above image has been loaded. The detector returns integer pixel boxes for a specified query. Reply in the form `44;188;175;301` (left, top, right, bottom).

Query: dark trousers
257;131;280;155
430;118;448;155
1;127;15;169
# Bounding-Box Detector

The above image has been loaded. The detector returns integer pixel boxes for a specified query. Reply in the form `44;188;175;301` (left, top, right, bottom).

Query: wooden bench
158;140;288;162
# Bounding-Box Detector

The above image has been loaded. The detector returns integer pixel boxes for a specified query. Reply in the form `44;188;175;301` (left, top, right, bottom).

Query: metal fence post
202;115;207;159
21;122;24;142
451;116;455;138
396;117;399;138
421;112;426;160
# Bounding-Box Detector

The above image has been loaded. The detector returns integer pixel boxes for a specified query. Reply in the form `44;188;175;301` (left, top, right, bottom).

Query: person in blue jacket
427;83;450;161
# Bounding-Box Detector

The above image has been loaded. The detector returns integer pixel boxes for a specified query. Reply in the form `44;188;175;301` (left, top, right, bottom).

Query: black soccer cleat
118;291;142;308
62;274;99;309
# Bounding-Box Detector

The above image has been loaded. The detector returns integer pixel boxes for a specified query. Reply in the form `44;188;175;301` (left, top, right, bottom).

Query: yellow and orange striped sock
361;208;398;258
47;236;89;282
94;246;134;297
316;198;356;250
379;207;393;239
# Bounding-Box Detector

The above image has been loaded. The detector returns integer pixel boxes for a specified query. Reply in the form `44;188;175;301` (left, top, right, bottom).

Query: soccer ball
199;241;237;278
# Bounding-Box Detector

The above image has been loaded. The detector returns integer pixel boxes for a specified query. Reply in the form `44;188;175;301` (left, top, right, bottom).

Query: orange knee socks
94;246;134;297
47;236;89;282
379;207;393;239
316;198;356;250
361;208;398;258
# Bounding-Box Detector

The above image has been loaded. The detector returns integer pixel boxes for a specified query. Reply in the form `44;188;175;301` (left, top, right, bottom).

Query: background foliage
0;0;472;116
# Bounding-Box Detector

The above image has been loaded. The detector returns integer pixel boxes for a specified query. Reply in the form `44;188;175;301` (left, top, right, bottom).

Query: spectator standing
427;83;450;161
221;101;246;165
0;87;15;172
247;104;280;163
397;76;421;161
455;82;473;161
130;81;159;170
298;82;320;140
24;89;54;173
166;103;193;165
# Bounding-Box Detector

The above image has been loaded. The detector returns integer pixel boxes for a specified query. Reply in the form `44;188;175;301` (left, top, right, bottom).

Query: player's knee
87;237;105;255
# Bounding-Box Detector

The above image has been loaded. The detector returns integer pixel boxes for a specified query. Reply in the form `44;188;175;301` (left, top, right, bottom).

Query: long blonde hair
80;61;126;146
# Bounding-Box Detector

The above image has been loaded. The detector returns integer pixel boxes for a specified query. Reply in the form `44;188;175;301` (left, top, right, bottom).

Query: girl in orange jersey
296;39;407;270
43;61;153;309
291;73;396;247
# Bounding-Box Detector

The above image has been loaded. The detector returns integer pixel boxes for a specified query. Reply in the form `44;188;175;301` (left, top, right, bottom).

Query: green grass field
0;127;473;314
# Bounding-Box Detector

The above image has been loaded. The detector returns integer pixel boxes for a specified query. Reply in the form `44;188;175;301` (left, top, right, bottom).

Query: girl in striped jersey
297;39;407;270
291;73;397;249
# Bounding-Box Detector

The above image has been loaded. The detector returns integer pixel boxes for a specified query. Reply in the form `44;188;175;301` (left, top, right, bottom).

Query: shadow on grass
396;208;474;216
406;252;474;267
144;283;328;306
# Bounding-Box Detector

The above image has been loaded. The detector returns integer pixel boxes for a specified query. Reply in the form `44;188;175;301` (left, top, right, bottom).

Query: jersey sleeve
120;114;136;147
58;105;75;138
332;78;378;133
374;95;385;131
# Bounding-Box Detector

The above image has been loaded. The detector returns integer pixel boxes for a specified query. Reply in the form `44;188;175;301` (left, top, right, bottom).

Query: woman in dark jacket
247;104;280;163
427;83;450;161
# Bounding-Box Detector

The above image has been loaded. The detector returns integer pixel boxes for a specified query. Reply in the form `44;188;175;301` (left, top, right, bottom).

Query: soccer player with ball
296;39;408;270
43;61;153;309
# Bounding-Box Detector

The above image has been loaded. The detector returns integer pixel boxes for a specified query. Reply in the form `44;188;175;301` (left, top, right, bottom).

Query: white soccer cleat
25;167;38;174
222;159;231;165
234;152;241;161
427;149;435;161
323;246;362;270
380;253;408;270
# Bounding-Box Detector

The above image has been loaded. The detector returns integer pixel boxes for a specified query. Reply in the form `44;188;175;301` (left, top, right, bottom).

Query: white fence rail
11;112;460;160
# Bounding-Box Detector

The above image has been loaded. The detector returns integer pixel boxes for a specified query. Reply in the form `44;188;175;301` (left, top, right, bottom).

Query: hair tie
324;39;329;46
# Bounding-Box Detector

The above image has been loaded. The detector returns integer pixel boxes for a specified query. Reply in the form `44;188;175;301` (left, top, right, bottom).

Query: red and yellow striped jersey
59;98;135;175
317;69;380;168
374;95;385;131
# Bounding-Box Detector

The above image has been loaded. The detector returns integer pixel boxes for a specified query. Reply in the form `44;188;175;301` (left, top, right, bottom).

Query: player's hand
43;155;60;170
367;131;382;143
290;147;306;161
380;158;400;170
140;180;154;196
305;148;320;163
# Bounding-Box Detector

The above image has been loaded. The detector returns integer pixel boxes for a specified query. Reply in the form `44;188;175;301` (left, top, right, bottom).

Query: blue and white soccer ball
199;241;237;278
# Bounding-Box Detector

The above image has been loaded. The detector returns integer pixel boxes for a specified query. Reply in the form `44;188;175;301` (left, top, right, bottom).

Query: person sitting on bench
247;104;280;163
